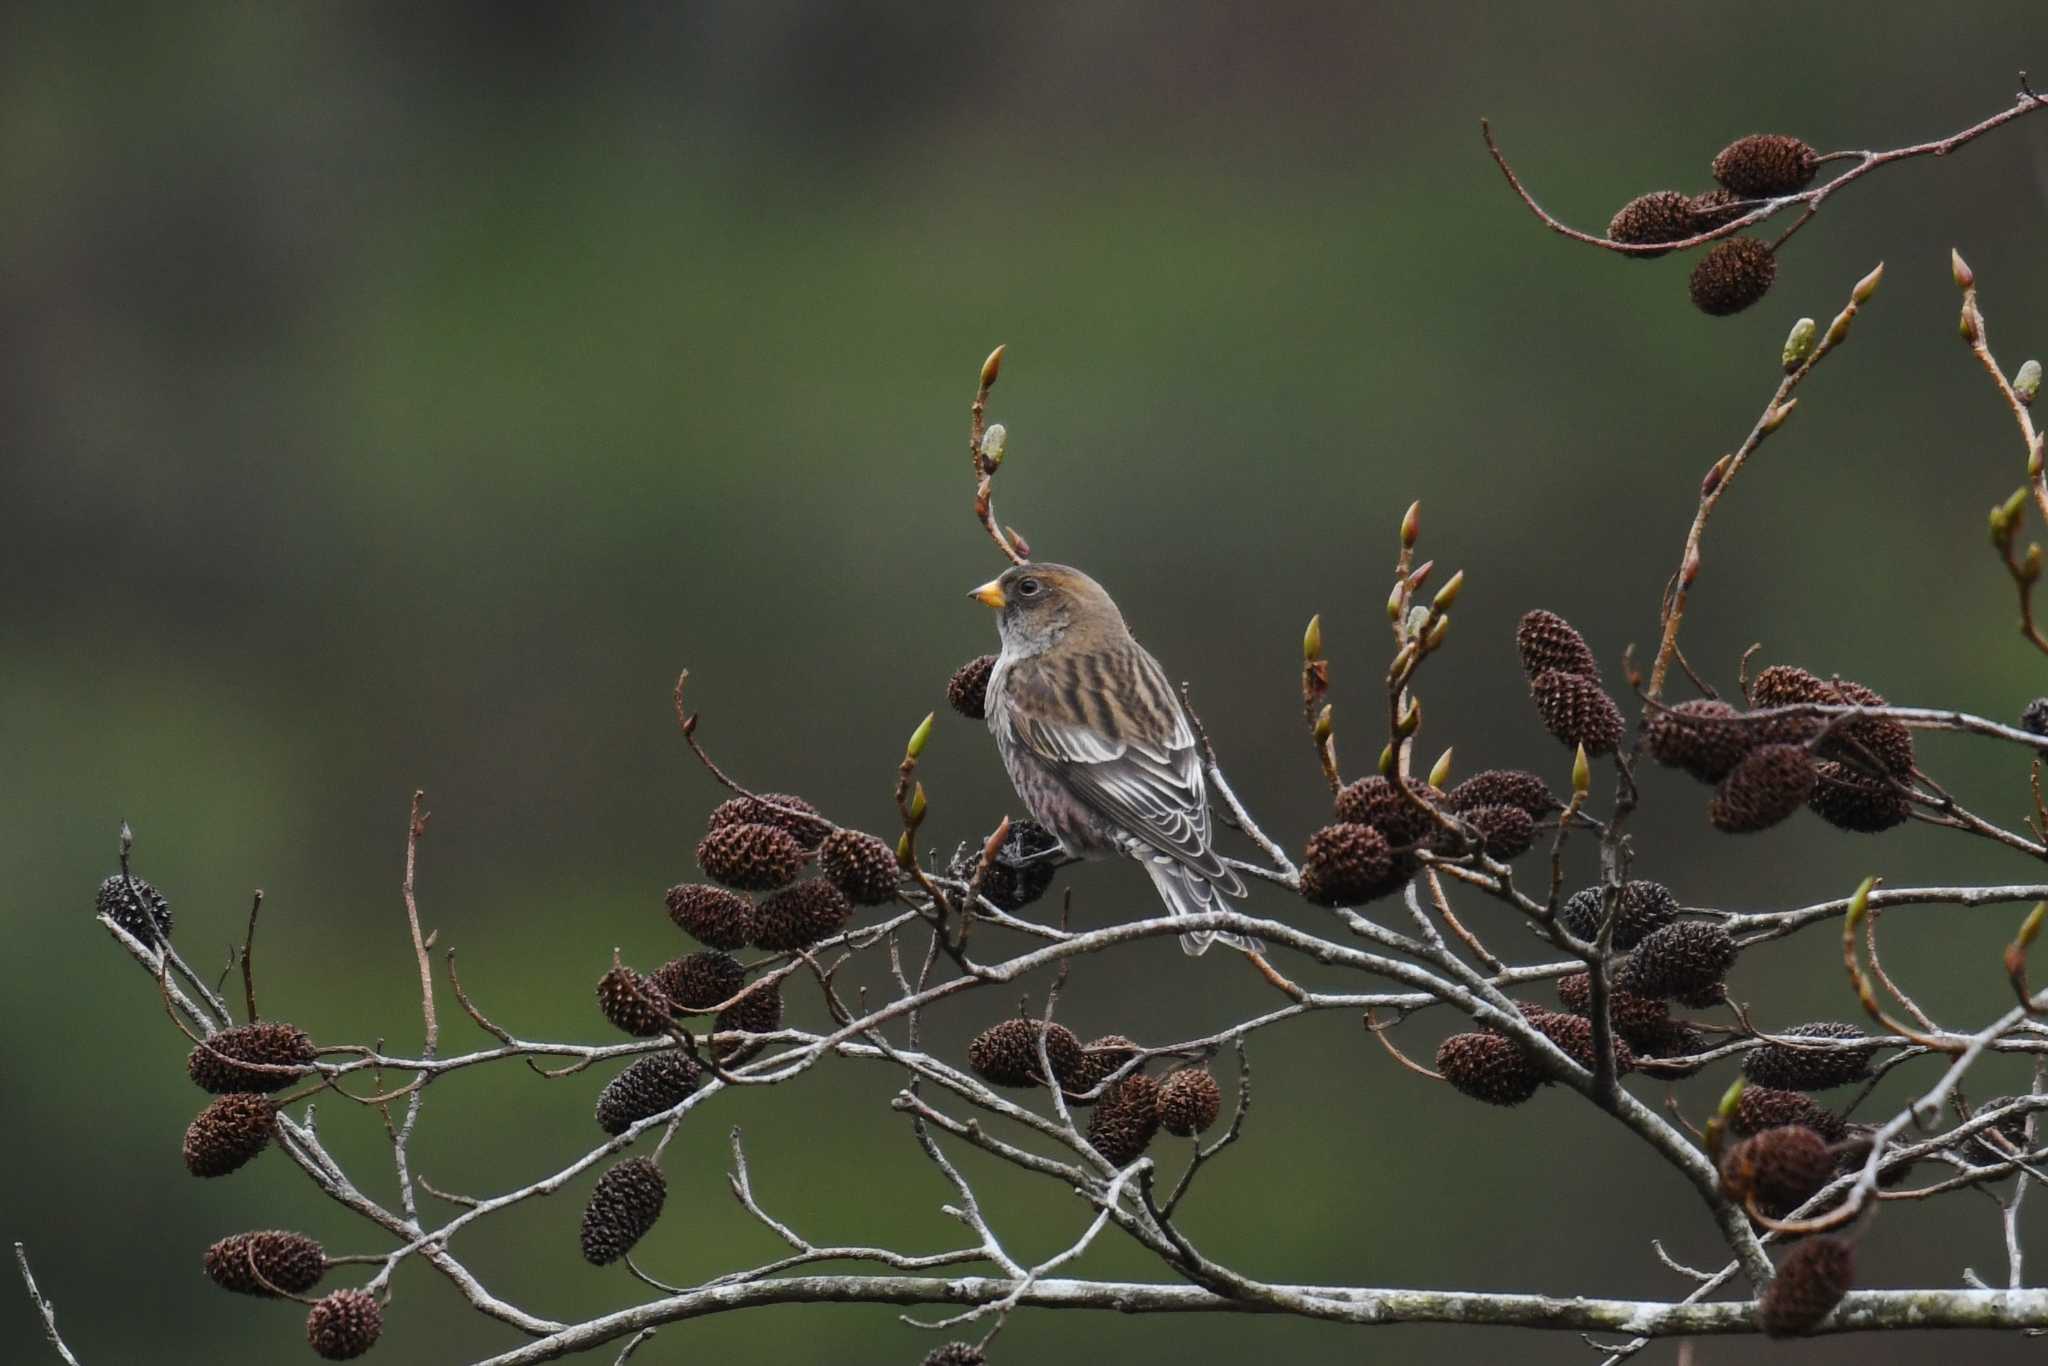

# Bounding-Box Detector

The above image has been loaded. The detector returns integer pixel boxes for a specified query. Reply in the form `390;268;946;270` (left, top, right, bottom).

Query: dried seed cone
1642;699;1753;783
706;792;829;848
1530;670;1624;753
1712;134;1819;197
1634;1021;1713;1075
967;1019;1083;1088
305;1288;382;1360
818;829;900;905
696;822;806;892
183;1093;276;1177
1752;665;1915;774
947;655;997;721
187;1021;317;1094
579;1156;667;1266
1554;972;1672;1049
1456;803;1536;859
1516;610;1599;682
1688;237;1775;316
1446;769;1559;818
1088;1073;1163;1165
1299;822;1396;906
1688;187;1745;228
595;1052;700;1135
2022;698;2048;737
1436;1032;1542;1106
1758;1237;1854;1338
1519;1005;1636;1074
1067;1035;1140;1099
1742;1022;1876;1091
976;820;1061;911
1559;881;1680;950
1334;775;1436;843
1607;190;1696;256
1159;1067;1222;1137
1808;761;1909;833
1618;922;1737;1003
598;964;673;1037
713;980;785;1064
1733;1086;1849;1143
203;1231;326;1296
923;1345;987;1366
651;951;745;1013
751;878;852;951
663;883;756;950
1720;1124;1835;1216
95;873;173;943
1709;743;1816;833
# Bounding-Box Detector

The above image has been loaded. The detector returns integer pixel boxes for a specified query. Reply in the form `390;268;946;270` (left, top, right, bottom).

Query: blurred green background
6;4;2048;1362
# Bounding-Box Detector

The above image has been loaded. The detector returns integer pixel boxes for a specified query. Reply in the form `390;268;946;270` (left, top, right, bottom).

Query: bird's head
968;562;1125;656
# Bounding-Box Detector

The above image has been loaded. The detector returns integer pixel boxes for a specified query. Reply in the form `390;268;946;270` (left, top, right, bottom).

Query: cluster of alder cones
966;1017;1224;1165
1605;132;1821;316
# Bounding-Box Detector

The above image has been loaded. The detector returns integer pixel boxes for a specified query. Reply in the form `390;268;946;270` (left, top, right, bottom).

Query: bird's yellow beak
969;578;1007;609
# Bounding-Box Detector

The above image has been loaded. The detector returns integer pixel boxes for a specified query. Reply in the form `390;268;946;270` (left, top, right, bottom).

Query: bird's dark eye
1016;577;1042;597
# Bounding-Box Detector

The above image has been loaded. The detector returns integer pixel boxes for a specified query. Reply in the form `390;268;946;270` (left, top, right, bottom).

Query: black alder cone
976;820;1062;911
2023;698;2048;737
1743;1022;1877;1091
696;822;806;892
1619;922;1738;1003
598;963;673;1037
1516;610;1600;682
751;878;852;951
305;1288;383;1360
204;1231;327;1297
713;980;785;1064
187;1021;317;1094
580;1156;667;1266
183;1093;276;1177
1554;972;1673;1050
1159;1066;1222;1137
1712;134;1819;197
1688;187;1745;227
1808;761;1910;833
706;792;829;849
1454;803;1536;860
1436;1032;1542;1106
1689;237;1775;316
923;1345;987;1366
595;1052;701;1134
1734;1086;1850;1143
1518;1005;1637;1074
968;1019;1083;1088
1642;699;1754;783
1445;769;1559;818
818;829;900;905
1709;743;1817;833
652;951;745;1013
1752;665;1915;775
96;873;173;943
1299;822;1397;906
947;655;997;721
1720;1124;1835;1216
1758;1237;1854;1338
1530;670;1625;753
1559;880;1679;950
1334;775;1437;843
1607;190;1696;256
664;883;756;950
1088;1073;1163;1166
1067;1035;1141;1099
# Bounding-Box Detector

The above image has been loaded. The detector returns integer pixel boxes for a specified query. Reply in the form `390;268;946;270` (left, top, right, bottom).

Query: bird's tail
1141;858;1260;957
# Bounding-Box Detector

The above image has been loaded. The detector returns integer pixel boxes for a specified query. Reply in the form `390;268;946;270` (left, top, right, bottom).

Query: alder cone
1333;775;1437;843
1158;1067;1222;1137
1689;237;1775;316
595;1052;700;1135
95;872;174;943
923;1345;987;1366
652;951;745;1013
1515;609;1600;682
1554;972;1672;1050
579;1156;667;1266
706;791;829;848
663;883;756;950
1066;1035;1141;1099
1299;822;1397;906
817;829;900;905
203;1231;326;1296
696;822;806;892
1808;761;1910;833
187;1021;316;1094
713;980;785;1064
1758;1237;1854;1337
1688;187;1745;227
598;964;673;1037
751;878;852;951
1709;743;1816;833
1712;133;1819;197
1455;803;1536;859
1720;1123;1835;1216
947;655;996;721
1087;1073;1163;1165
305;1289;383;1360
968;1019;1083;1088
1742;1022;1876;1091
1733;1085;1849;1143
183;1093;276;1177
1445;768;1558;818
1516;1005;1636;1075
1607;190;1696;256
1436;1032;1541;1106
1618;922;1737;1003
1529;670;1625;753
1642;699;1752;783
1559;880;1678;950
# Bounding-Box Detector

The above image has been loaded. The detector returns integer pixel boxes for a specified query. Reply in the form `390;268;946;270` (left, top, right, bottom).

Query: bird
968;562;1253;955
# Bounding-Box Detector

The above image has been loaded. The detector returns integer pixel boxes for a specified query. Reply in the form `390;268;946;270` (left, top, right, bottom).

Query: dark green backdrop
6;4;2047;1362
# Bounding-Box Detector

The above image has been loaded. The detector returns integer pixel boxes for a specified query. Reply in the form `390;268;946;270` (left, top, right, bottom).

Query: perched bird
969;562;1252;955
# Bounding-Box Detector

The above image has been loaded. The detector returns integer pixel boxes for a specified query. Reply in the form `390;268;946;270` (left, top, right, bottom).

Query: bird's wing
1003;645;1243;894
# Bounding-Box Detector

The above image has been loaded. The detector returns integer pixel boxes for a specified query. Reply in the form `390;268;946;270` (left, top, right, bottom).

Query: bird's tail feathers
1141;858;1260;957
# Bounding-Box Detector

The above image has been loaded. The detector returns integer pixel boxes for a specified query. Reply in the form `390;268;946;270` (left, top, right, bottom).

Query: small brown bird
969;562;1251;954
